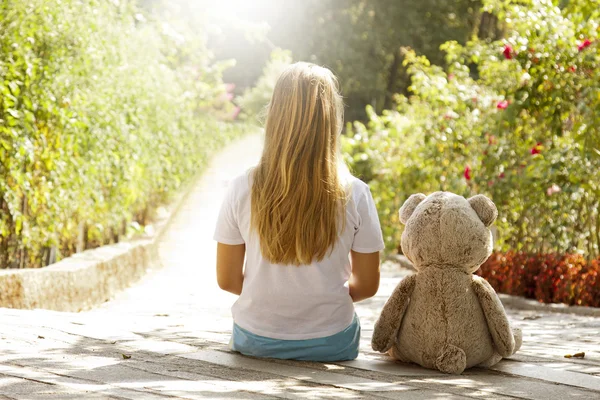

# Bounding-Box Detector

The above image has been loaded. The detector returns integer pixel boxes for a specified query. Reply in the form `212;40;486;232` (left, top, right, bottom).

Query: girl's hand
348;250;380;302
216;243;245;295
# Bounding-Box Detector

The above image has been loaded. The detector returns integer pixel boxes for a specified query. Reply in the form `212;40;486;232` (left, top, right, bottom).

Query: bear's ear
399;193;426;224
468;194;498;227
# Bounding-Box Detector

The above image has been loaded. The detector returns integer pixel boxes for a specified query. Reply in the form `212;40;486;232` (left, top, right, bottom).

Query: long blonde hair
251;62;346;266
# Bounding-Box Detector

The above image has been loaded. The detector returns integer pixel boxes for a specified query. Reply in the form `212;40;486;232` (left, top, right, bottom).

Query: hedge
343;0;600;258
477;252;600;307
0;0;242;268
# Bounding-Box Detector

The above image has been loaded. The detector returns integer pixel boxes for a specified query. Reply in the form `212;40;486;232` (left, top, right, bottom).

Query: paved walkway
1;134;600;399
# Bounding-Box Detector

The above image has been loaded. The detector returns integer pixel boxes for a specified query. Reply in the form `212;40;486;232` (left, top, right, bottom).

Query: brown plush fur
372;192;521;374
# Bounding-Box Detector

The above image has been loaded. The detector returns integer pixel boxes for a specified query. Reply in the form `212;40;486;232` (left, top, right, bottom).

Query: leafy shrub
236;48;293;121
343;0;600;258
0;0;243;268
477;252;600;307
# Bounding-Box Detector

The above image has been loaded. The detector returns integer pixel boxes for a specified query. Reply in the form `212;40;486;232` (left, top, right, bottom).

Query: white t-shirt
213;170;385;340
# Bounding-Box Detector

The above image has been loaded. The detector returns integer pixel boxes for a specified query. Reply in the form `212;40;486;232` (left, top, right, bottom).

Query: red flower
499;172;505;179
578;39;592;52
531;142;542;155
464;166;472;181
568;65;577;72
503;45;513;60
497;100;509;109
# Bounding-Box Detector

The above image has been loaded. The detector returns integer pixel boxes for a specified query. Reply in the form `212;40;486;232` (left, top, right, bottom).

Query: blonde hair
251;62;346;266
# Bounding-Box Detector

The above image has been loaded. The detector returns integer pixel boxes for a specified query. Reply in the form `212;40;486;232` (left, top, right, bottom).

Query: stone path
1;134;600;399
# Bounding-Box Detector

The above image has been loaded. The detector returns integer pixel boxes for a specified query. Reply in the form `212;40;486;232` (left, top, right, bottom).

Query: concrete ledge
498;293;600;317
0;177;194;312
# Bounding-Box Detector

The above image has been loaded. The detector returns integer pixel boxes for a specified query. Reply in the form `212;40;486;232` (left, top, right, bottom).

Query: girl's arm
348;250;380;302
216;243;245;295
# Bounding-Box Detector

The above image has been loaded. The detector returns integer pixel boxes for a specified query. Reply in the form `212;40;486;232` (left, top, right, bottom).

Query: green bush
0;0;243;268
343;0;600;258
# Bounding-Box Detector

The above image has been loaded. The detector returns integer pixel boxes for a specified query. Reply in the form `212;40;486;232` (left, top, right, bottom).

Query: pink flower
444;111;458;120
531;142;542;155
448;73;455;81
225;93;234;101
546;184;561;196
497;100;509;109
503;45;513;60
487;134;497;145
464;166;472;181
225;83;236;92
578;39;592;52
231;106;241;120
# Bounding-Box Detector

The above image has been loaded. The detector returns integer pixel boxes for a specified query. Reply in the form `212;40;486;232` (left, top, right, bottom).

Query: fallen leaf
122;354;132;359
564;352;585;359
37;335;45;339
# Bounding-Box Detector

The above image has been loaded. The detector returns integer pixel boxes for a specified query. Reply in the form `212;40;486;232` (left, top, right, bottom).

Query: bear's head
399;192;497;273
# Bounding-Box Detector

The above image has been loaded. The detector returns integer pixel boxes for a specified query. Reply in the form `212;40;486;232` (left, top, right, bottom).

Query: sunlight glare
196;0;280;20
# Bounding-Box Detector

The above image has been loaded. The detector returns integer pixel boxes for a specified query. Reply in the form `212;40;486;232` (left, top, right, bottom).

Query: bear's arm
472;276;516;357
371;274;417;353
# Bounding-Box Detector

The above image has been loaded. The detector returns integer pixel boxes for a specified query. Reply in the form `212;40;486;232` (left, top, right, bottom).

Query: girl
213;62;384;361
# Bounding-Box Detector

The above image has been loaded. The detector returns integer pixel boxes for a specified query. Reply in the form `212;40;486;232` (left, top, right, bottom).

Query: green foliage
202;0;484;121
236;48;293;121
289;0;483;120
0;0;243;268
344;0;600;258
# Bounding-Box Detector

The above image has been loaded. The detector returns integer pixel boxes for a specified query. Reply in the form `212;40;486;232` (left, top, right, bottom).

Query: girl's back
216;170;384;340
214;62;384;361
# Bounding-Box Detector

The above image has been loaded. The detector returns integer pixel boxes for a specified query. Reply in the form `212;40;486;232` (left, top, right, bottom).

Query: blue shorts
230;314;361;362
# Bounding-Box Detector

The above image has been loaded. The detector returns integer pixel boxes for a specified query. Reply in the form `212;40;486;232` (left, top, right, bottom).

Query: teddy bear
371;191;522;374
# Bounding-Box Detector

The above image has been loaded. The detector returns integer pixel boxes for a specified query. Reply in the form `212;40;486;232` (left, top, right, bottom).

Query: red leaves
578;39;592;52
503;45;513;60
477;252;600;307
